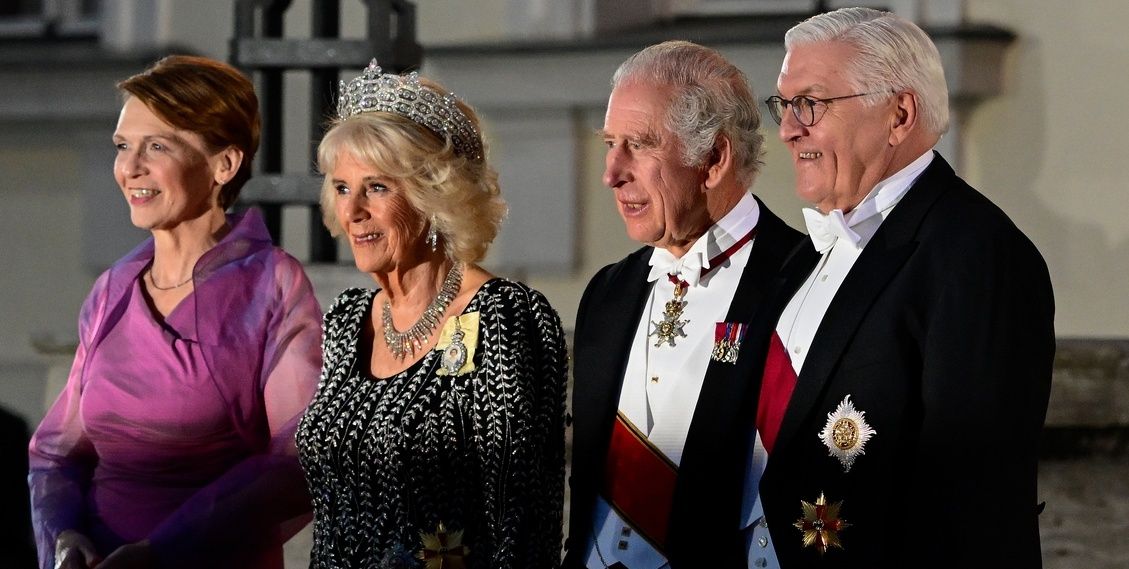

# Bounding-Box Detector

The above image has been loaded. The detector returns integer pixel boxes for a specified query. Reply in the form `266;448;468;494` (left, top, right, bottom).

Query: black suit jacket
756;154;1055;568
564;198;803;568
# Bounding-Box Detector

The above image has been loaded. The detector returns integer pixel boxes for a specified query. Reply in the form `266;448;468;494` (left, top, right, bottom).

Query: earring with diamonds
427;216;439;252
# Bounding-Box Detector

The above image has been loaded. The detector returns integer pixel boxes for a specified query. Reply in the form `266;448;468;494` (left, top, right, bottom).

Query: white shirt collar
648;191;761;285
801;149;934;253
845;149;934;228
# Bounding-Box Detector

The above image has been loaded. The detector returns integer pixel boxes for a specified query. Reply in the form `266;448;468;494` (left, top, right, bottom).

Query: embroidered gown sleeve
476;284;568;568
28;274;107;569
143;254;323;566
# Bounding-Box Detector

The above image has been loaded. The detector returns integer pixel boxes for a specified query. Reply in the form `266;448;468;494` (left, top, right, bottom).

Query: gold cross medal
649;280;689;347
417;521;470;569
794;492;850;554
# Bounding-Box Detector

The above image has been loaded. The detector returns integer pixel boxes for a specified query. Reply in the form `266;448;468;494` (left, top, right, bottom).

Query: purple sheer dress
28;209;322;569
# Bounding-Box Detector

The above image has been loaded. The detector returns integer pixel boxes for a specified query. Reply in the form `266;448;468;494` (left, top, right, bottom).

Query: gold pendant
648;280;689;347
417;521;470;569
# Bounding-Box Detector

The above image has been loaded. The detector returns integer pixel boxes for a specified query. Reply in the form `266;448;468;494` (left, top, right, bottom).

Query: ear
703;134;735;191
211;146;244;187
888;91;920;146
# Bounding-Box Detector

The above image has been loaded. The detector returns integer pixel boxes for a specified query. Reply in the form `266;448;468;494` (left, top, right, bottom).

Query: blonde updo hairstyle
317;81;506;263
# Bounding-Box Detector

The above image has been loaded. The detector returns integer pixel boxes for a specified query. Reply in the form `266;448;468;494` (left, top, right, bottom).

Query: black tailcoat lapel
770;155;946;456
758;153;1054;568
565;246;653;563
666;202;802;566
566;198;803;567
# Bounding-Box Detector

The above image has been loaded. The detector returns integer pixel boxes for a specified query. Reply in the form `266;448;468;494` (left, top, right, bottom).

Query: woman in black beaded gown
296;61;568;569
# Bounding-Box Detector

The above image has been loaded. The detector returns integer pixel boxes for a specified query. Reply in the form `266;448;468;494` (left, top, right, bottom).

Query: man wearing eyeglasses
750;7;1055;568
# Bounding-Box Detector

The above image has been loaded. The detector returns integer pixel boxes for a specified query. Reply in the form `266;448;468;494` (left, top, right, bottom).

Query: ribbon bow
648;249;706;287
803;208;862;254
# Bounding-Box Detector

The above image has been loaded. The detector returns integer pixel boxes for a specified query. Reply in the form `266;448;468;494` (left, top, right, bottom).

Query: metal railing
232;0;422;263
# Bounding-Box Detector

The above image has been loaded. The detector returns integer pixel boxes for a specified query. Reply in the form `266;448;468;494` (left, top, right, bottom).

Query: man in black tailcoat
565;40;804;569
753;8;1055;568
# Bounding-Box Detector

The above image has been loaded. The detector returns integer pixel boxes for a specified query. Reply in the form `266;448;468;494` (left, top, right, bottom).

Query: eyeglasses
764;93;874;127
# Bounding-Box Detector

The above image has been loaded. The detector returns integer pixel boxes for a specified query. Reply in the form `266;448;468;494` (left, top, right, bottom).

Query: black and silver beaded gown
297;279;568;569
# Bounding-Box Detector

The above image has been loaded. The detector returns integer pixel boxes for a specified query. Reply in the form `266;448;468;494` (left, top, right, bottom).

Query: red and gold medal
794;492;850;555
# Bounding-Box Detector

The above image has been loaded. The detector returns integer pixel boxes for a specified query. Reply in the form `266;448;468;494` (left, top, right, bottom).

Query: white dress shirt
734;150;934;569
585;192;760;569
777;150;934;375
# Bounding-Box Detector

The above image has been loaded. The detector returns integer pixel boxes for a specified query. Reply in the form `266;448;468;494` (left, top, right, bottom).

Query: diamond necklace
381;262;463;360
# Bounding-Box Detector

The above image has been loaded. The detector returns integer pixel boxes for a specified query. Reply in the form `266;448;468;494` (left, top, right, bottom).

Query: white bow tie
648;249;707;287
803;208;862;253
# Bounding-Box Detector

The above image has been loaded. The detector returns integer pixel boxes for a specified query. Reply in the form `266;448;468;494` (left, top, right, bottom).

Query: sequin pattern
297;279;568;569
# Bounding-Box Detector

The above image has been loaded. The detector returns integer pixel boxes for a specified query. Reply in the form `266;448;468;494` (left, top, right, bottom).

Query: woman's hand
97;540;153;569
54;530;101;569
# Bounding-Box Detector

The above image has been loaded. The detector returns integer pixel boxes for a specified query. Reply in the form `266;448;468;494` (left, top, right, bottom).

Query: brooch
417;521;470;569
818;395;876;472
711;321;747;363
435;312;479;376
794;492;850;555
440;316;468;374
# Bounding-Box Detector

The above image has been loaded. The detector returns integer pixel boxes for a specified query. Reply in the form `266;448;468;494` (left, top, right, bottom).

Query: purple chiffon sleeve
146;254;322;567
28;274;107;569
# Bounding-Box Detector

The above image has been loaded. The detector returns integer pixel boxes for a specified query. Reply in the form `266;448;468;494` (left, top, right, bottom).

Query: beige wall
0;127;96;361
963;0;1129;337
5;0;1125;370
537;1;1129;338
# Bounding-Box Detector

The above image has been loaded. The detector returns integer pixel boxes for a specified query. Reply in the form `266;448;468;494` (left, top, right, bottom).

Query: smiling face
776;41;901;213
113;96;226;230
331;151;428;276
601;80;710;256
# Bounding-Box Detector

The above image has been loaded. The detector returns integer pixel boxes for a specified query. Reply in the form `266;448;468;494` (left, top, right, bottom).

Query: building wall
533;0;1129;339
963;0;1129;337
4;0;1128;425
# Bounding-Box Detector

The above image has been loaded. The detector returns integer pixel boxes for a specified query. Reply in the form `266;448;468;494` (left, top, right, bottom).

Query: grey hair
611;40;764;187
785;7;950;135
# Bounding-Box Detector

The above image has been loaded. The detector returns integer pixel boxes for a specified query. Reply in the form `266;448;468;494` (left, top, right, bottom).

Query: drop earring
427;217;439;252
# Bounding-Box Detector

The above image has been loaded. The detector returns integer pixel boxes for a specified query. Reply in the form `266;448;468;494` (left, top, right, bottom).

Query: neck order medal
649;277;690;347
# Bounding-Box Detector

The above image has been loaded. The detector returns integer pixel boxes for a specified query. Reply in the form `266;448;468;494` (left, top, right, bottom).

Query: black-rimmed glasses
764;93;875;127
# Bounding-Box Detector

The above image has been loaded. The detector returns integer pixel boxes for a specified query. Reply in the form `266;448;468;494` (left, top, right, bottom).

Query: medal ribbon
601;413;678;553
666;227;759;288
652;227;758;348
756;331;798;454
714;322;730;345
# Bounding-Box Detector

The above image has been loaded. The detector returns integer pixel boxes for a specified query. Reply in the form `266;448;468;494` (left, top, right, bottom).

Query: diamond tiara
335;60;484;161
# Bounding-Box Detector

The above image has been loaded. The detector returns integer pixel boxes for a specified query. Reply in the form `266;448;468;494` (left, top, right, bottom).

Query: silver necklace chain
381;262;463;360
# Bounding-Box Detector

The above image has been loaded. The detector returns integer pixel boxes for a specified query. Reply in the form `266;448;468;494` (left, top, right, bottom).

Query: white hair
612;40;764;187
785;7;950;135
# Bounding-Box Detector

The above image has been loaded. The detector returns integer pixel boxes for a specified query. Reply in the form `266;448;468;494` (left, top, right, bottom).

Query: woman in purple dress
28;55;323;569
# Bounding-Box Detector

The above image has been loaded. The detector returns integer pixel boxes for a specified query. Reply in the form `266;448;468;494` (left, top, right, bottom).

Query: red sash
601;413;677;553
756;331;798;454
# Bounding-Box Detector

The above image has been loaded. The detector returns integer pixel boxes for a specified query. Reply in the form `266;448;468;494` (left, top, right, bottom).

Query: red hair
118;55;260;209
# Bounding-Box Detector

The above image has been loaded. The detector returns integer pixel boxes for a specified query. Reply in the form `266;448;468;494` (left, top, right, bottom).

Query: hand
98;541;154;569
54;530;101;569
